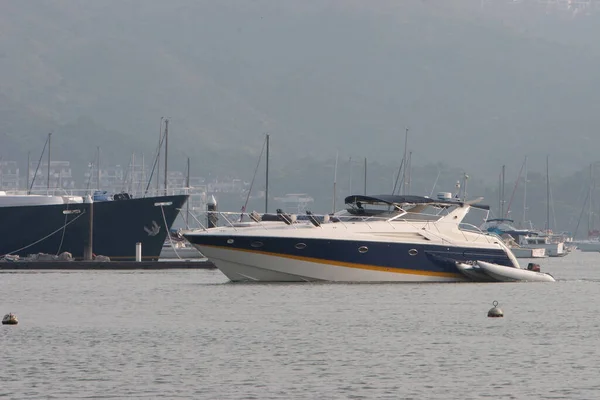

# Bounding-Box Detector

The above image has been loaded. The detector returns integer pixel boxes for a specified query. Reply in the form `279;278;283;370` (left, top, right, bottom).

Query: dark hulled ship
0;193;188;260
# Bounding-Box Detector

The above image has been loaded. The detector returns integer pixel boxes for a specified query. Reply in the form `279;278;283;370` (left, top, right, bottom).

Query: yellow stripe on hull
198;244;462;279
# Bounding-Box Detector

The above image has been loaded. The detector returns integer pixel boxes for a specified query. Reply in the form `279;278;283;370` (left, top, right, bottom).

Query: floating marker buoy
487;301;503;318
2;313;18;325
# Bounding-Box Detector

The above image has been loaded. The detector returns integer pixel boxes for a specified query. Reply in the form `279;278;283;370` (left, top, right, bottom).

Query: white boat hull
200;246;466;283
576;241;600;252
477;260;555;282
510;247;546;258
520;242;565;257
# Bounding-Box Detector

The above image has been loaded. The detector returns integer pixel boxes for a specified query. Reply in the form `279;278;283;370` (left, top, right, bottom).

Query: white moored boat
509;247;546;258
184;193;522;283
575;239;600;252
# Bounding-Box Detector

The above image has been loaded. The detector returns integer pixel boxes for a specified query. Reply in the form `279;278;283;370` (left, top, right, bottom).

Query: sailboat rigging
239;134;268;221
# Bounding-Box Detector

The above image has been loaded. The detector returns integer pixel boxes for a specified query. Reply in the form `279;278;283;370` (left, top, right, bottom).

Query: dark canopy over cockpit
343;194;490;210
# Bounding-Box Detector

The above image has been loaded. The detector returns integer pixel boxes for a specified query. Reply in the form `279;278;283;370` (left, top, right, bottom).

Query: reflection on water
2;253;600;399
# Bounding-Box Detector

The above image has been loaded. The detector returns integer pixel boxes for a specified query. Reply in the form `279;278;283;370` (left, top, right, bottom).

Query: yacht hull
186;235;516;283
200;245;466;282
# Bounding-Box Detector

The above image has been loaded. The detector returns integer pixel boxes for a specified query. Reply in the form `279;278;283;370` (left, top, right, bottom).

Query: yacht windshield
340;201;454;222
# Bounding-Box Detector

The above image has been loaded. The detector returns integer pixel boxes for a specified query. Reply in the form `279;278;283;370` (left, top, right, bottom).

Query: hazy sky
2;0;600;179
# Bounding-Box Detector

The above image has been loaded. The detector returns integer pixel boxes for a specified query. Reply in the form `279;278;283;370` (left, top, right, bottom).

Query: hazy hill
1;0;600;179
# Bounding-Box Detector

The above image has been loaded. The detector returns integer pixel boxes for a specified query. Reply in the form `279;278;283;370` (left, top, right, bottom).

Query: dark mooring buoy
488;301;503;318
2;312;18;325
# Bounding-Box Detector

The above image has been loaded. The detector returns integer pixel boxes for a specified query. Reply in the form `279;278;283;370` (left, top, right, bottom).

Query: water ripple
1;253;600;398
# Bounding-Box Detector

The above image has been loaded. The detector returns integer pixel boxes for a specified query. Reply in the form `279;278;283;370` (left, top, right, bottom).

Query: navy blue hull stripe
185;235;513;275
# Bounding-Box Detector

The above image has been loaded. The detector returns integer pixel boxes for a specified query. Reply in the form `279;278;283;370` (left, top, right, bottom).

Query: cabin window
250;241;264;248
227;239;234;244
295;243;307;250
358;246;368;254
408;249;418;256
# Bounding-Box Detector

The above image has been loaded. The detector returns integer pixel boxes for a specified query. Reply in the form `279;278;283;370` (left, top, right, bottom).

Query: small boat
455;262;496;282
476;260;555;283
2;313;18;325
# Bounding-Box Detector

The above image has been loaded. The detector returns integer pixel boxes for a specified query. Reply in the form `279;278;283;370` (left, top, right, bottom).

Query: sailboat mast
46;132;52;194
407;151;412;195
157;117;163;194
97;146;101;190
265;134;269;214
163;118;169;196
589;163;594;235
26;151;30;193
498;172;502;218
131;152;136;194
546;155;550;232
363;157;367;195
348;156;353;194
333;151;338;213
522;156;528;227
186;157;190;229
501;165;505;218
141;153;145;193
402;127;409;195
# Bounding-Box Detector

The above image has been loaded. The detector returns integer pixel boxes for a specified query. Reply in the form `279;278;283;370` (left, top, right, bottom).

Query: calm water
2;252;600;399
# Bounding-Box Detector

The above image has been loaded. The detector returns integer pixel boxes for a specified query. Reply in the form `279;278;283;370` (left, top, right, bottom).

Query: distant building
0;161;20;190
29;160;76;192
274;193;315;214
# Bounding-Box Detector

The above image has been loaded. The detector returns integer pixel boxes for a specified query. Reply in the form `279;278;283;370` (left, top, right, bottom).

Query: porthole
251;241;264;248
295;243;307;250
227;239;234;244
358;246;368;254
408;248;418;256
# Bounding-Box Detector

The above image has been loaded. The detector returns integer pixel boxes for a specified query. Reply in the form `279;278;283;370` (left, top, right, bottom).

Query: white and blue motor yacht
184;194;523;282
